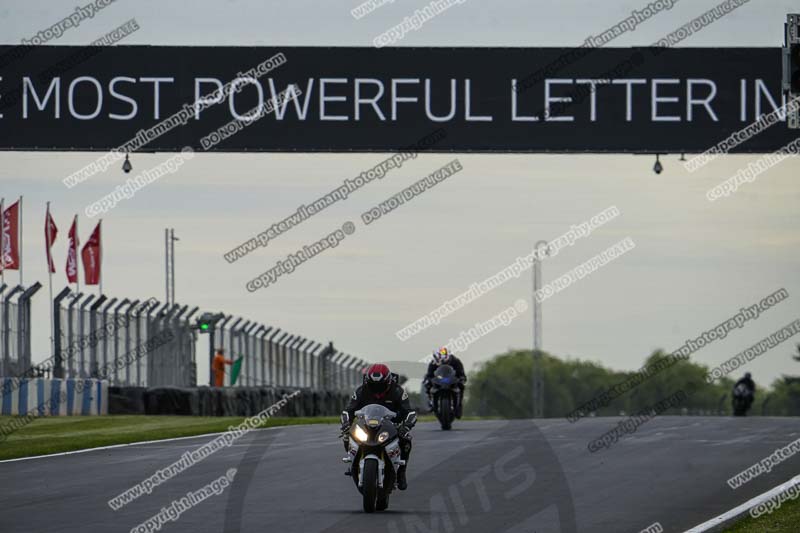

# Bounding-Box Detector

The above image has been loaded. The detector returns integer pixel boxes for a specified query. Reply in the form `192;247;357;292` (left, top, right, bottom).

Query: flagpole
46;202;55;357
1;198;4;354
0;197;4;289
18;195;23;287
76;215;80;297
0;197;6;368
98;219;103;295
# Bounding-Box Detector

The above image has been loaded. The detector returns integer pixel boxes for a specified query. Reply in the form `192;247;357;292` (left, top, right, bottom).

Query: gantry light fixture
653;154;663;175
122;153;132;173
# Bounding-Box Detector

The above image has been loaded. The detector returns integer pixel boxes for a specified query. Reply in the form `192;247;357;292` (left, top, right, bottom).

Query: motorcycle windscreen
434;364;456;383
357;404;397;421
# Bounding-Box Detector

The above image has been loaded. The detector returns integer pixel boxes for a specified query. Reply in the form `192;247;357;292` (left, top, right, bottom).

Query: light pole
165;228;179;305
532;240;550;419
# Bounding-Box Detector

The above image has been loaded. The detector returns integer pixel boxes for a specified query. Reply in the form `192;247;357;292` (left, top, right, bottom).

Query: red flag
66;216;79;283
81;221;101;285
45;206;58;274
1;200;20;271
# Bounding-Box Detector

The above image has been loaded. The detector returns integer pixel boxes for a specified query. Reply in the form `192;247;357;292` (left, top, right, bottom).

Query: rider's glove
397;425;410;439
339;411;351;436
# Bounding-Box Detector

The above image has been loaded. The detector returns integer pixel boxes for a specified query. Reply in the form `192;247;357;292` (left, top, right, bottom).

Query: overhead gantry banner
0;46;793;152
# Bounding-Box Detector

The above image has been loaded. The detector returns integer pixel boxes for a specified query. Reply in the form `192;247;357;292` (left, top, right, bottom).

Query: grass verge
0;415;337;461
723;490;800;532
0;413;482;461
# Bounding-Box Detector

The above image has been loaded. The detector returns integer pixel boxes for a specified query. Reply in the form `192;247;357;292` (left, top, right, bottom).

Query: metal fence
1;283;368;391
209;315;368;391
53;289;196;387
0;282;42;378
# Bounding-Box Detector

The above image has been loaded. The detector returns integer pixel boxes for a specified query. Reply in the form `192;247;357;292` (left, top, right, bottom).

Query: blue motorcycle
431;364;460;430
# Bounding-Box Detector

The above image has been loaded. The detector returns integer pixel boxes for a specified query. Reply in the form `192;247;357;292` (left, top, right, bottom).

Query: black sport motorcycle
341;405;412;512
430;364;461;430
732;383;754;416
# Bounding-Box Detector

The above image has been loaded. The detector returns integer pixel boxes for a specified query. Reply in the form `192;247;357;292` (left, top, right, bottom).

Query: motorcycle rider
423;347;467;418
341;363;416;490
734;372;756;408
735;372;755;394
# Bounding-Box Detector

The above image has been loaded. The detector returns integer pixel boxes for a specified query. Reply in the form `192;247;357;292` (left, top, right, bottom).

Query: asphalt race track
2;417;800;533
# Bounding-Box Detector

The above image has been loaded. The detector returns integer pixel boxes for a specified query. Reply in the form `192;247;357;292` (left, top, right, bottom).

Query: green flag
230;357;244;386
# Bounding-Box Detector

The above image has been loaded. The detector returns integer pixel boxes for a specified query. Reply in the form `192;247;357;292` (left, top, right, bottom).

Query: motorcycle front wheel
362;459;379;513
376;488;389;511
440;395;452;430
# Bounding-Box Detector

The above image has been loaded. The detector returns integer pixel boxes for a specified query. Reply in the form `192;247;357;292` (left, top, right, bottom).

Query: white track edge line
684;474;800;532
0;423;329;464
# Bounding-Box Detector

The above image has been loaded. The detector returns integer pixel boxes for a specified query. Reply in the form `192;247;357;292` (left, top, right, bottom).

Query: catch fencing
53;288;196;387
0;282;42;378
209;316;368;391
1;284;368;392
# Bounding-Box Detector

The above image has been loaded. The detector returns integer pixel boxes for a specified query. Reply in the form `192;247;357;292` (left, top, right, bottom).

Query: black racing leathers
343;383;415;461
424;357;467;417
735;376;756;394
424;357;466;385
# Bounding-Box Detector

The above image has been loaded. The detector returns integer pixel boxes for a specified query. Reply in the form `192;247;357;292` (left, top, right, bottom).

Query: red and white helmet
363;363;392;394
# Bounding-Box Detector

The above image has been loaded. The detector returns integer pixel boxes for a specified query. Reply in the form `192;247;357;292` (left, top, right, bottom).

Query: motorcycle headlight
352;425;369;443
377;431;389;443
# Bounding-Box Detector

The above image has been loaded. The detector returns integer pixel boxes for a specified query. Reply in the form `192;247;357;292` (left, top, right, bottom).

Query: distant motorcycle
341;404;408;512
430;364;461;430
732;383;754;416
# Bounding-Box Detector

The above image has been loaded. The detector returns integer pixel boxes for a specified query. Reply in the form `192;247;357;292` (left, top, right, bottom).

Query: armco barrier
108;386;351;417
0;378;108;416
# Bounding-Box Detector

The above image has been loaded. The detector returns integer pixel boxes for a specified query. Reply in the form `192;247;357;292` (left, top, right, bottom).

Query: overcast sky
1;0;799;389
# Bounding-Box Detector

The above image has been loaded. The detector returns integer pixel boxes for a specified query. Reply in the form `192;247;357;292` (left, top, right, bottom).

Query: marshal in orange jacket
212;349;233;387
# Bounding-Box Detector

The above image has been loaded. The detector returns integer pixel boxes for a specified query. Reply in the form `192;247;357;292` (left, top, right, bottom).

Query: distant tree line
464;344;800;418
